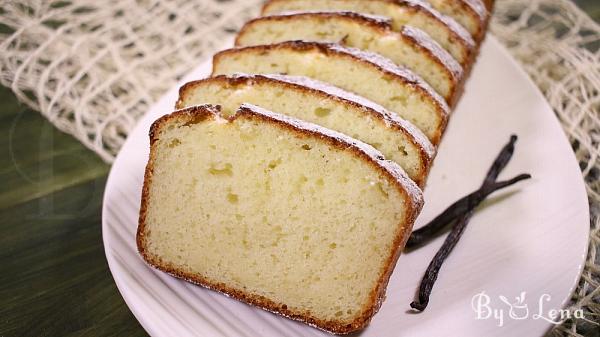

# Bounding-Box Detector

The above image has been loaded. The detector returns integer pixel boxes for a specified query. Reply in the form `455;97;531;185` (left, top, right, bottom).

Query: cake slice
235;11;463;102
176;74;435;186
427;0;488;40
261;0;475;67
137;104;423;334
213;41;449;145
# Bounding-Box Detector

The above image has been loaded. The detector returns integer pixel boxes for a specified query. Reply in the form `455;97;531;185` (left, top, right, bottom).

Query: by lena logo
471;291;585;327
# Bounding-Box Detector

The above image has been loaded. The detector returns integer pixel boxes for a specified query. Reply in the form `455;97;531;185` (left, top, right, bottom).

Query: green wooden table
1;2;598;336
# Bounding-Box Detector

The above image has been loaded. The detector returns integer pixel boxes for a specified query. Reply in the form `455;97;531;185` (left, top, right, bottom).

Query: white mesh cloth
0;0;598;335
491;2;600;335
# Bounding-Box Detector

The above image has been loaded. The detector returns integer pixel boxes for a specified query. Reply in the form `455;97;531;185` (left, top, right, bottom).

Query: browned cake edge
175;74;436;187
441;0;488;42
478;0;493;43
211;41;450;145
237;10;394;44
397;0;476;49
452;0;492;98
137;104;424;334
234;11;463;103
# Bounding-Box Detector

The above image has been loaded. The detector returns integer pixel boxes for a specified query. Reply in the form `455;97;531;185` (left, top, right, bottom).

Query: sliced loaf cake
261;0;475;67
212;41;449;145
137;104;423;334
176;74;435;186
235;11;463;103
427;0;488;40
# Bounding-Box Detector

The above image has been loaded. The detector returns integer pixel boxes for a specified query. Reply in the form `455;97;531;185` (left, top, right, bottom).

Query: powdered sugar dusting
401;26;463;80
259;73;436;158
216;41;450;114
237;103;424;206
226;72;398;124
264;73;397;119
400;0;475;48
326;43;450;112
461;0;488;21
246;10;463;83
270;10;393;26
329;43;415;81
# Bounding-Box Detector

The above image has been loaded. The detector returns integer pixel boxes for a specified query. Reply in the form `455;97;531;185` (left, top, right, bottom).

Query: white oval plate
102;36;590;337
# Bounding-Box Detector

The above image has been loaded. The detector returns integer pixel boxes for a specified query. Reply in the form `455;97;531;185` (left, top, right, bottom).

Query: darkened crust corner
148;105;221;145
138;105;223;256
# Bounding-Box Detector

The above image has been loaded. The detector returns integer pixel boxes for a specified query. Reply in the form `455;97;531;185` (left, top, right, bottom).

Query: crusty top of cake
460;0;488;21
262;0;475;49
277;9;393;25
176;73;437;186
246;10;394;30
149;103;424;212
244;11;463;82
398;0;475;48
256;73;436;158
237;103;424;209
214;40;451;116
324;42;451;112
401;25;463;80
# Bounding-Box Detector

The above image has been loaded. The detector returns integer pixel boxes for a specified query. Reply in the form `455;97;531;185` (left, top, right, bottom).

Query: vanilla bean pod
409;174;530;311
409;135;531;311
406;135;519;249
410;210;475;311
484;135;518;184
406;173;529;249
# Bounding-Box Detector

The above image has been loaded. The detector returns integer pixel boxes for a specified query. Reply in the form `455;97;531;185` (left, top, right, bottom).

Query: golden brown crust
234;11;462;103
239;10;394;42
461;0;489;22
176;74;435;186
396;0;476;62
212;41;450;145
478;0;493;43
137;104;423;334
440;0;488;42
454;0;490;100
444;0;491;106
396;0;475;46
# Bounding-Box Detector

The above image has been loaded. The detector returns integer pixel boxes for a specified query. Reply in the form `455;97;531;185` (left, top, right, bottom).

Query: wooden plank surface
0;2;598;336
0;86;146;336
